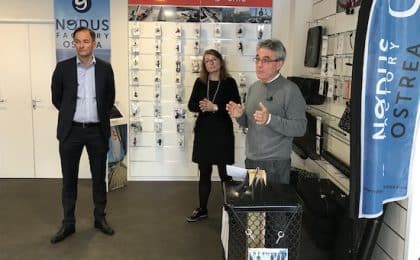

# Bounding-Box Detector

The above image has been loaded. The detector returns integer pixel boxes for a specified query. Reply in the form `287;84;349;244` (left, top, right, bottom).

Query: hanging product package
338;101;351;133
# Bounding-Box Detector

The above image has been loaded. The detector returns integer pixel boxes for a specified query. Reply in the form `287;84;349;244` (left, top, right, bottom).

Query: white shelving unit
127;4;273;180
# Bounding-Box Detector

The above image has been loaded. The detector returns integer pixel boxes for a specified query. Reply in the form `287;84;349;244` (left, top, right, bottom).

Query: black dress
188;77;241;165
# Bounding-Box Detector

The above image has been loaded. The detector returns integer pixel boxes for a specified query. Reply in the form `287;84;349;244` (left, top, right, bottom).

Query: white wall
271;0;291;75
285;0;314;76
109;0;129;116
270;0;314;77
0;0;129;117
0;1;54;20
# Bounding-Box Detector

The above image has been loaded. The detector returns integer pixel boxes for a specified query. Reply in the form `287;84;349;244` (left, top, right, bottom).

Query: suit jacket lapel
95;60;104;99
70;57;78;101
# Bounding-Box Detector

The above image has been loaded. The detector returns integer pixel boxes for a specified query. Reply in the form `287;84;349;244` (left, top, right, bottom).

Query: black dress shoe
94;218;114;235
50;224;75;244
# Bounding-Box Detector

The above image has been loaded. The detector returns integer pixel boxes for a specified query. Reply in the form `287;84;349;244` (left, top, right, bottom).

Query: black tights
198;163;231;210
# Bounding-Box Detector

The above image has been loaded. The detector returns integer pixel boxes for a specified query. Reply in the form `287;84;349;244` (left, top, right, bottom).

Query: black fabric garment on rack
288;76;326;105
304;26;322;67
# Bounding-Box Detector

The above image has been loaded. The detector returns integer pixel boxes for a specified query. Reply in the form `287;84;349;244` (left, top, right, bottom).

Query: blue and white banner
54;0;110;62
360;0;420;218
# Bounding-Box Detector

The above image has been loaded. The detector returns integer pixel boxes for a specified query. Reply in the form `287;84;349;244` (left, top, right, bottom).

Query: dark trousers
59;125;108;225
198;163;230;210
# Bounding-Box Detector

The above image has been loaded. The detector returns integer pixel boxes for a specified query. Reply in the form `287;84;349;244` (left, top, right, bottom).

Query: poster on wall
354;0;420;218
200;7;272;23
108;124;128;191
54;0;111;62
129;0;271;7
128;5;201;22
128;0;272;23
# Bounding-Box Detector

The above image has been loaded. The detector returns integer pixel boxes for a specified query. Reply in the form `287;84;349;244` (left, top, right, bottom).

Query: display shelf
127;3;273;178
306;102;350;172
307;103;349;139
300;73;353;80
314;158;349;194
292;151;349;195
309;102;344;118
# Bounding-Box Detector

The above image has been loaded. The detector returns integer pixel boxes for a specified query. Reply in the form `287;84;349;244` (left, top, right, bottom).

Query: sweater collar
266;73;281;84
264;74;283;88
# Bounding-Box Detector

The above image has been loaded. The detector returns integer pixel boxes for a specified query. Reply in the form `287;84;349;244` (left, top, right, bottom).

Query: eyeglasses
253;57;281;64
204;58;218;64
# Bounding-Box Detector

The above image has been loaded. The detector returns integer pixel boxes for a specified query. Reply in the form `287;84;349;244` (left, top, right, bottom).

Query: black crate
222;182;302;260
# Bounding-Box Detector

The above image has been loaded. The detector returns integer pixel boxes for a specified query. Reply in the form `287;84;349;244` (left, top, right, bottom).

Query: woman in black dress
186;49;241;222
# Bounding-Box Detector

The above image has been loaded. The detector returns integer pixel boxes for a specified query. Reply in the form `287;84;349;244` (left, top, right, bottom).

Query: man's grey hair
257;39;287;61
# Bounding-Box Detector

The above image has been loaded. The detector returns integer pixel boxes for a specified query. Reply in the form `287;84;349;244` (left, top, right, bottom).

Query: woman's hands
199;98;218;112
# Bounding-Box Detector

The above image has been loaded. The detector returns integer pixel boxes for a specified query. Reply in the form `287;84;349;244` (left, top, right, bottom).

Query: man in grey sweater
226;39;307;185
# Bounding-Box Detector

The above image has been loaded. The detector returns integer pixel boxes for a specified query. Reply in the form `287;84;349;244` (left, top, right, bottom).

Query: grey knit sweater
236;75;307;160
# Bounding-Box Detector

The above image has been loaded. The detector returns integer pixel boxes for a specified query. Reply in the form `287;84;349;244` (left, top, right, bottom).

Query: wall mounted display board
128;0;272;179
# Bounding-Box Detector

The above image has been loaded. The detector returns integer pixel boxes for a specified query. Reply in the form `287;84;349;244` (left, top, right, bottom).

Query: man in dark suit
50;26;116;244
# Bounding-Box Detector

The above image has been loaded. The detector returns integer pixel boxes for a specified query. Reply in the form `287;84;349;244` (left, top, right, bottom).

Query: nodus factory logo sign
72;0;92;13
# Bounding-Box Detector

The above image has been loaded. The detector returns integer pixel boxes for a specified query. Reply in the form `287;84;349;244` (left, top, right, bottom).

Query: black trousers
198;163;230;210
59;125;108;225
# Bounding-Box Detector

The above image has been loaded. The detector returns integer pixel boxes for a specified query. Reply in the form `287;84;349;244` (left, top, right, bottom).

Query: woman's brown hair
199;49;230;83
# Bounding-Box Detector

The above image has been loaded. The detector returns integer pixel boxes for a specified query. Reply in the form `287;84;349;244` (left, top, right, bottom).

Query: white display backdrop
127;2;272;180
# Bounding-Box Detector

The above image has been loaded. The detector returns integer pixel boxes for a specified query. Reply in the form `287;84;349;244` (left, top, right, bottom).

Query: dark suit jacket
51;57;116;141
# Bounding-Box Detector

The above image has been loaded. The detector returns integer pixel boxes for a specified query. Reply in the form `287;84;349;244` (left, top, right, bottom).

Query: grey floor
0;180;328;260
